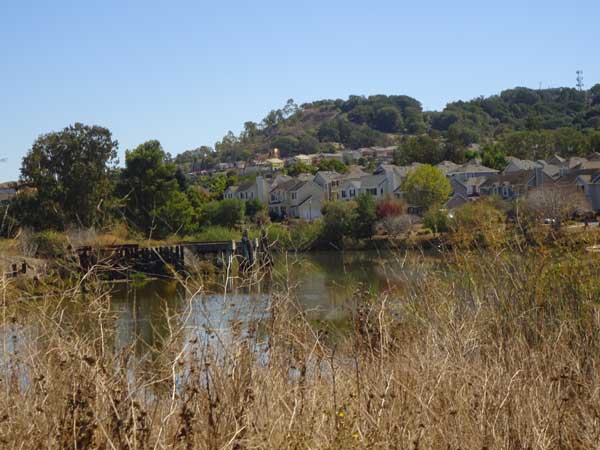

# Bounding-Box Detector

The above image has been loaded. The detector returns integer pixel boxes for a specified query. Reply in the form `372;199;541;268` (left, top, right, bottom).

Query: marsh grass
2;241;600;449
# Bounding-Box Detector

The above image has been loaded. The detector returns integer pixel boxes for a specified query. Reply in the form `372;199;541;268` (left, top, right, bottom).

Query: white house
269;180;325;220
223;176;270;203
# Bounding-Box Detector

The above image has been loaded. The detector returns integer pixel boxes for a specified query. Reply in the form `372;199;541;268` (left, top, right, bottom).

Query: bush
378;214;420;237
321;201;357;248
423;208;450;233
353;193;376;240
375;198;404;220
450;198;506;248
193;226;241;242
203;199;245;228
25;230;69;258
245;199;266;221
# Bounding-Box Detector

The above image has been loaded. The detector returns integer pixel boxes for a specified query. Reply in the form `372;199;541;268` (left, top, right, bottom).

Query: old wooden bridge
77;234;271;279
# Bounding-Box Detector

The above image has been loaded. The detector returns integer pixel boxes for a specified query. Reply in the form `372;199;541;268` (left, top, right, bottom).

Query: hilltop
174;84;600;171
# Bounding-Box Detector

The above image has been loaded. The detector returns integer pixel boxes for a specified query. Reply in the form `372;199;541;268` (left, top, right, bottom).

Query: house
502;157;542;174
480;170;537;201
223;176;270;203
268;180;325;220
451;176;487;198
314;171;342;200
265;158;285;171
292;154;314;165
340;174;388;200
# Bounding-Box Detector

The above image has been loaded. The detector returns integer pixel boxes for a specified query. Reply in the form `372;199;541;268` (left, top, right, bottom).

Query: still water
110;250;419;353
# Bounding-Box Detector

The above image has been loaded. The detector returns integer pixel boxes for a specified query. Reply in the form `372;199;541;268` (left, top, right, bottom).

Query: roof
448;161;499;175
436;160;460;174
504;157;542;171
236;180;256;192
481;170;535;188
314;171;341;182
455;176;489;188
357;174;387;188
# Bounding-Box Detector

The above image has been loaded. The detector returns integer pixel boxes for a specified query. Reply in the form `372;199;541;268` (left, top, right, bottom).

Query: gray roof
448;162;499;175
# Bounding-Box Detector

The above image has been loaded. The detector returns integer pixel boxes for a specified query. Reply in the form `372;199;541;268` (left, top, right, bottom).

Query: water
109;250;417;353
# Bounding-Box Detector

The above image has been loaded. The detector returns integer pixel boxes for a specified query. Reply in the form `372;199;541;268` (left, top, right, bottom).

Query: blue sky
1;0;598;181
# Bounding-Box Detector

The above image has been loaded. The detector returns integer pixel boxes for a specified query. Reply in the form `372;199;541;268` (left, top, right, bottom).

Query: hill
174;84;600;169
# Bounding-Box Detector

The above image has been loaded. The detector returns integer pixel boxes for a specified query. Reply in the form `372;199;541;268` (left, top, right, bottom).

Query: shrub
26;230;69;258
321;201;357;248
375;198;404;220
423;208;450;233
378;214;420;237
450;198;506;248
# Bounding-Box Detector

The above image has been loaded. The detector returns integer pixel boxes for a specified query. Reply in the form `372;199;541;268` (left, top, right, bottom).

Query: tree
19;123;118;229
394;135;444;165
353;193;377;239
402;165;451;209
372;107;402;133
203;199;245;228
118;140;195;238
245;198;265;220
317;122;340;142
321;201;356;248
522;184;588;229
317;159;348;174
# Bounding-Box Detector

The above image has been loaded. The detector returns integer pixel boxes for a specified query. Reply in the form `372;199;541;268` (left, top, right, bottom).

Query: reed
1;243;600;449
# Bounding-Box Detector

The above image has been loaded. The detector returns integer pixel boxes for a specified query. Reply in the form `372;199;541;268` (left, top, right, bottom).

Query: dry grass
1;245;600;449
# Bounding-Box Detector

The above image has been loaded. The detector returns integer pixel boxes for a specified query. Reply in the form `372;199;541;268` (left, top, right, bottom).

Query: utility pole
576;70;584;91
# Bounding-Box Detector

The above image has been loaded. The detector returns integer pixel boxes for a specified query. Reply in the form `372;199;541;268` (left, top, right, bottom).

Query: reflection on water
110;250;414;354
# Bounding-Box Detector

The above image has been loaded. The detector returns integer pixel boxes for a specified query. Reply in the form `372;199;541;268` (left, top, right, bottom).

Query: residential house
268;180;325;220
223;176;270;203
292;154;314;166
265;158;285;171
340;174;388;200
446;161;499;181
480;170;538;201
314;171;342;200
502;157;542;174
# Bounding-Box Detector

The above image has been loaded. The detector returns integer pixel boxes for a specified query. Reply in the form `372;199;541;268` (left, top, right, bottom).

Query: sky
1;0;599;181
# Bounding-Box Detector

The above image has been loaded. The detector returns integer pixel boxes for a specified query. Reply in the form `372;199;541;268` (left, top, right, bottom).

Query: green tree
19;123;118;229
118;140;195;238
317;159;348;174
321;201;356;248
245;198;265;220
353;193;377;239
203;199;245;227
394;135;444;165
402;164;451;209
372;107;402;133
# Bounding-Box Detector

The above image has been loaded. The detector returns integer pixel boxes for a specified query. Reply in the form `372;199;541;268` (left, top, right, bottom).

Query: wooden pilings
76;233;270;279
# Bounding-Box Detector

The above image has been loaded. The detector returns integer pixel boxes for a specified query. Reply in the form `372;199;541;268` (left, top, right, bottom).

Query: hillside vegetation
174;84;600;168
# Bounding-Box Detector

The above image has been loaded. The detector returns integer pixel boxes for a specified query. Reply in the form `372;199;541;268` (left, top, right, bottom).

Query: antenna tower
576;70;584;91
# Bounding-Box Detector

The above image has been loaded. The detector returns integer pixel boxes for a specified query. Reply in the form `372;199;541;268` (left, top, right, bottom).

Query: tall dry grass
1;244;600;449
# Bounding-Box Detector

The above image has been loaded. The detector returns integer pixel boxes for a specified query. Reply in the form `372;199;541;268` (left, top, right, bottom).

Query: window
366;188;377;196
291;192;297;200
341;191;347;198
350;189;356;198
380;188;383;195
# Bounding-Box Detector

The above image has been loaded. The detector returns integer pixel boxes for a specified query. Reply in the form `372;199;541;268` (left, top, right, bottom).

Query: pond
109;250;426;354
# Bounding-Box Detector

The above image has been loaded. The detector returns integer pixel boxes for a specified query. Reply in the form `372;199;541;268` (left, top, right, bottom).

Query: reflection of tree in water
111;281;184;358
